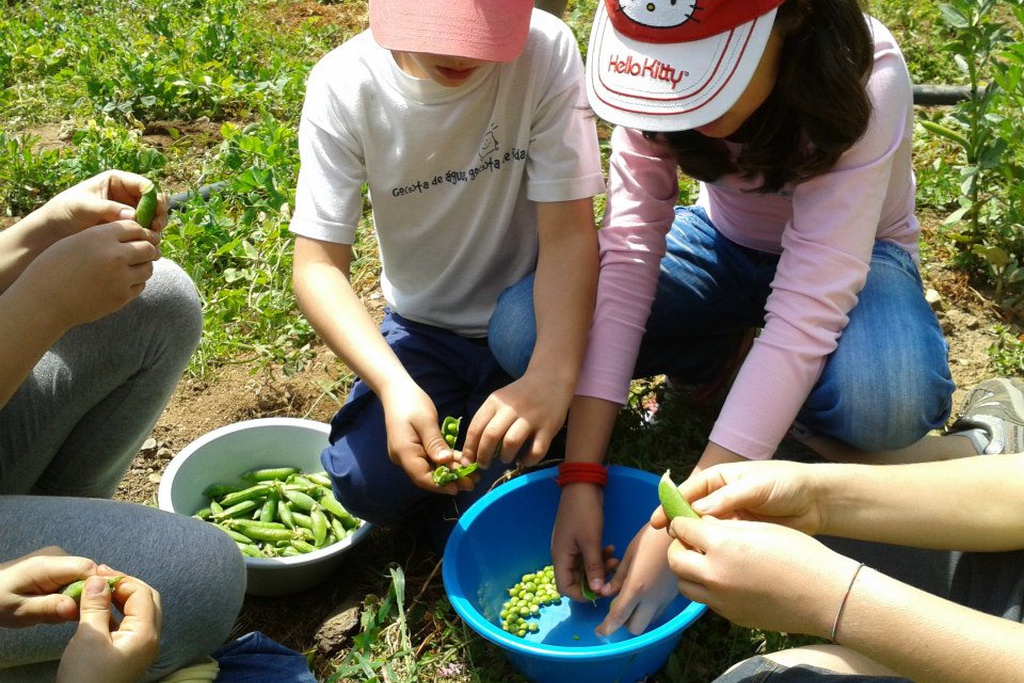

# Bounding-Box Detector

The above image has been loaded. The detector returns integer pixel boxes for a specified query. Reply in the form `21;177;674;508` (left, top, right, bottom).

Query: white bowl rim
157;417;331;513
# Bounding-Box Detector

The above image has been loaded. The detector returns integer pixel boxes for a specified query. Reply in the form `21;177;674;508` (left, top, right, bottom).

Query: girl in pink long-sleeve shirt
543;0;995;639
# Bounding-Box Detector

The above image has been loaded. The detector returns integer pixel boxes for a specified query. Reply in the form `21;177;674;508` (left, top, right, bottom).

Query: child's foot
947;378;1024;455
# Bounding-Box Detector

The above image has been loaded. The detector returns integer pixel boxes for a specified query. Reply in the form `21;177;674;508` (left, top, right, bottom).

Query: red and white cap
586;0;785;131
370;0;534;63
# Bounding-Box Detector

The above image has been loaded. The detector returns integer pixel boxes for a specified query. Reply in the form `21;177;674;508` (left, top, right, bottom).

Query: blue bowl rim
442;464;707;661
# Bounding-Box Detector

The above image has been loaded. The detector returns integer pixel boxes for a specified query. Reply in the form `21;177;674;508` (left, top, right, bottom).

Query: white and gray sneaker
948;378;1024;455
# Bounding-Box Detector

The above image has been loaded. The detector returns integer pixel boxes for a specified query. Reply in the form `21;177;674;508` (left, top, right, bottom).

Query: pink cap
586;0;785;131
370;0;534;63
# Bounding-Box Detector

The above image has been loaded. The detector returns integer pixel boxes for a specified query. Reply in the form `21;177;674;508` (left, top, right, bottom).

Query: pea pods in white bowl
157;417;373;596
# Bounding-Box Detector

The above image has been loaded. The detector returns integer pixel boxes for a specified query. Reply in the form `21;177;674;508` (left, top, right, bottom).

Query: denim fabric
212;632;316;683
712;657;909;683
320;311;520;549
488;272;536;378
495;205;954;451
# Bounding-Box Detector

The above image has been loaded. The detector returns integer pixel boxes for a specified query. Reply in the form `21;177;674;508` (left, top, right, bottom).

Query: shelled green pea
500;564;563;637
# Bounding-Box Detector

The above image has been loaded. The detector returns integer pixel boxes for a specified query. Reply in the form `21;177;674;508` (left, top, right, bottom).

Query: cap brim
370;1;532;63
586;2;776;131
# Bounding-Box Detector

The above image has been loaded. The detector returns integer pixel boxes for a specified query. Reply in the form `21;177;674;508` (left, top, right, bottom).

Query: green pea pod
317;490;359;528
259;491;280;523
241;467;298;483
212;498;260;520
431;461;479;486
276;496;296;528
658;470;700;520
310;507;329;547
580;575;597;604
307;472;333;488
202;483;244;499
441;415;461;448
283;489;317;512
60;576;123;604
216;482;272;508
134;181;159;229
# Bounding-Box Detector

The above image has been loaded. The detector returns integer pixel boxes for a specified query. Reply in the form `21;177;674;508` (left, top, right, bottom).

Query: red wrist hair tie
556;462;608;487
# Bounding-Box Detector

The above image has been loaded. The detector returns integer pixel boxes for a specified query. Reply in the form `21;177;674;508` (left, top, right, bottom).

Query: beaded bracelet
830;562;865;643
556;462;608;487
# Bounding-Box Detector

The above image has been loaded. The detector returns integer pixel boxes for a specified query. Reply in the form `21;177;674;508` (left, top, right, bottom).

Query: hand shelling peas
193;468;363;559
59;576;123;603
431;416;480;486
500;565;563;637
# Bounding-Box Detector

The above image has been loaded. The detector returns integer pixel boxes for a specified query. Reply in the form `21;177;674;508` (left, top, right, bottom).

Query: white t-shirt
290;9;605;336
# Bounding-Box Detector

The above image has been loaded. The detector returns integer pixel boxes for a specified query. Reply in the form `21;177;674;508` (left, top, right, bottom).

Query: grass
2;1;1024;681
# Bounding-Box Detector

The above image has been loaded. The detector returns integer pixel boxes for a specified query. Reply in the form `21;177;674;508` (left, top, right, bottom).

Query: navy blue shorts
319;311;524;549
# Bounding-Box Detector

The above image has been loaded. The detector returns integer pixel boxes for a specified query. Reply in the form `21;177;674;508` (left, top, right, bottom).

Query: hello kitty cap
586;0;785;131
370;0;534;63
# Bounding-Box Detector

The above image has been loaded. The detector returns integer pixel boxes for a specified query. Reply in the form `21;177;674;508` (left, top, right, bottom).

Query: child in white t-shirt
289;0;605;544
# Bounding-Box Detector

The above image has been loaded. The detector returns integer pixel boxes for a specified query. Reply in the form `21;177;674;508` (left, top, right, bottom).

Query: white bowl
157;417;373;596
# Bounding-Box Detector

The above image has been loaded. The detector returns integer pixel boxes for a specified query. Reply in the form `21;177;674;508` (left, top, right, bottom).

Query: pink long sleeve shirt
575;17;921;459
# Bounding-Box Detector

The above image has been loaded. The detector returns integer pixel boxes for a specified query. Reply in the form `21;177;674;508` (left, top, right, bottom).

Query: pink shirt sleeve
574;126;678;404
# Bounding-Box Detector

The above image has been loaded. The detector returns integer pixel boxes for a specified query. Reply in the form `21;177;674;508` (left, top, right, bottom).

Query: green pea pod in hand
134;180;159;229
441;416;461;448
658;470;701;520
60;576;123;604
432;461;478;486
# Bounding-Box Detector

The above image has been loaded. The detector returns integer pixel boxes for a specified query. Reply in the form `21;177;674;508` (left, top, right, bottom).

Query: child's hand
57;572;162;683
461;372;569;469
28;170;168;244
17;221;161;330
594;523;679;637
551;484;613;601
0;548;98;628
667;515;855;639
382;386;476;494
651;460;825;535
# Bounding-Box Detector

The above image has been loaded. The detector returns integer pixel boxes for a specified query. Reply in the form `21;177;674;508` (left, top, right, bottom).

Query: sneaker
948;378;1024;455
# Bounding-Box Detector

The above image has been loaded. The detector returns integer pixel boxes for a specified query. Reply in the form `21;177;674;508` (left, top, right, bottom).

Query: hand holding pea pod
459;372;568;470
0;548;102;627
430;416;482;487
58;572;162;683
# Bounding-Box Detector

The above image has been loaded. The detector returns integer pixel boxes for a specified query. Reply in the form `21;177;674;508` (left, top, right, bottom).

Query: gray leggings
0;259;247;681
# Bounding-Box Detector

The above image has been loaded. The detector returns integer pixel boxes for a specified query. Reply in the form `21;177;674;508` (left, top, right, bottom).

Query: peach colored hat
370;0;534;63
587;0;785;131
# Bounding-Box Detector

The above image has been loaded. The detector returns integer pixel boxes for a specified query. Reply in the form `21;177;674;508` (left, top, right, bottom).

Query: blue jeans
492;206;954;451
321;310;525;549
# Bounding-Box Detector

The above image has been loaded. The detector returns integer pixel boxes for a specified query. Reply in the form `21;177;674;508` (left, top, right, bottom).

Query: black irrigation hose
164;85;978;213
912;84;977;106
167;180;229;213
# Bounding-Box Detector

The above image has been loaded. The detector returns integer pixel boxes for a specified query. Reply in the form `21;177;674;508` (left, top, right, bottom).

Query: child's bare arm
292;236;453;489
462;197;598;468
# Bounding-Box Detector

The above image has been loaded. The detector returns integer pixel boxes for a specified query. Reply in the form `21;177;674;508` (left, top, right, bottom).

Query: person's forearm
0;212;54;294
527;199;598;395
564;395;620;464
293;241;416;399
833;565;1024;683
0;277;67;407
693;441;745;474
818;455;1024;551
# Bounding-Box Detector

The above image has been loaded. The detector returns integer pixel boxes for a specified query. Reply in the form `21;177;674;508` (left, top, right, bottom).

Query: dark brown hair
644;0;875;193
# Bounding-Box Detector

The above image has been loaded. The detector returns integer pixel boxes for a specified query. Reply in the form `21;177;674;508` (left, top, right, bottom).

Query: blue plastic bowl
443;465;706;683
